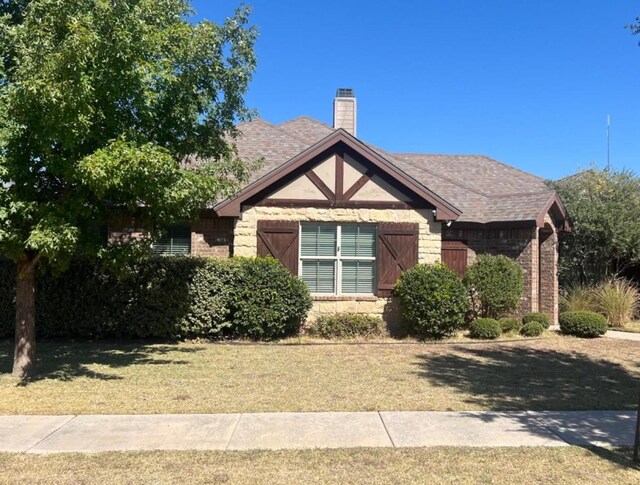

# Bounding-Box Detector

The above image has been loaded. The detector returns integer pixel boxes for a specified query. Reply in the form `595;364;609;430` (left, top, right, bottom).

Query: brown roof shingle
228;117;557;224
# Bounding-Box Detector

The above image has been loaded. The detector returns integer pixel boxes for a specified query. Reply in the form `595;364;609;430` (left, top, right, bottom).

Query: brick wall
443;226;540;317
191;212;234;258
108;212;234;259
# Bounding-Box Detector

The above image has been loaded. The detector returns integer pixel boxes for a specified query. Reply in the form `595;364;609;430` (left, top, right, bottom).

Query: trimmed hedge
469;318;501;339
464;255;524;319
306;313;384;339
522;312;551;329
0;256;312;341
520;321;545;337
498;317;521;333
559;311;607;338
395;263;468;340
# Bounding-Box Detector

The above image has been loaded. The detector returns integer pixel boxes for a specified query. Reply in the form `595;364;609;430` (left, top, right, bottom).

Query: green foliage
520;321;545;337
549;169;640;285
522;313;551;329
560;285;597;314
559;311;607;338
306;314;384;340
0;257;311;340
0;0;258;266
469;318;501;340
395;263;468;340
463;255;524;319
498;317;521;333
226;258;313;340
592;278;640;327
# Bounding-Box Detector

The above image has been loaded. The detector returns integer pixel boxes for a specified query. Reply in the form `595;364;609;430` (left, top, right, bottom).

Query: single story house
110;89;569;324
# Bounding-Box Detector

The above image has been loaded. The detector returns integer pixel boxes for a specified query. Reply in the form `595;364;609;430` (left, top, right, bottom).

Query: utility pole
606;115;611;170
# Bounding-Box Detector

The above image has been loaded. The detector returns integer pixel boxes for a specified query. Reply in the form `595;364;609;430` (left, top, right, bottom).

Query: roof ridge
240;117;313;146
491;190;555;199
280;115;335;130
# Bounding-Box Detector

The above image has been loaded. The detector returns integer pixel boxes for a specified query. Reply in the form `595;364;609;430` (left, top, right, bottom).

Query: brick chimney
333;88;356;136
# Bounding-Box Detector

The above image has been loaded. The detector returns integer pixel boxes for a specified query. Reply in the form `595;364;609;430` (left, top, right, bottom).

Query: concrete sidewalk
1;410;636;454
606;330;640;341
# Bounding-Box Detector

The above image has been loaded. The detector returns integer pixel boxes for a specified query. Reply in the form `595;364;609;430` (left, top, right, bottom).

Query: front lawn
1;337;638;415
1;447;639;484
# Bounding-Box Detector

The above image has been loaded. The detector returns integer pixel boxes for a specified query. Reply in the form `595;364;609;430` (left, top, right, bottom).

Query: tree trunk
12;255;38;379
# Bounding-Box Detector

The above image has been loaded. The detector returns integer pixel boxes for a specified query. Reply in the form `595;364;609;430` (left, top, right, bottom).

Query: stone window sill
312;295;378;302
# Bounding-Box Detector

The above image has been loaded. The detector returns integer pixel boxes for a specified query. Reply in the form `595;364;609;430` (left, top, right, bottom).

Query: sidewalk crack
225;414;243;450
377;412;396;448
26;415;77;453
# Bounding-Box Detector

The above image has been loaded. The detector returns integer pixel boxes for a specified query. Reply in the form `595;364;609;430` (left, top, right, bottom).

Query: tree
0;0;257;378
549;169;640;286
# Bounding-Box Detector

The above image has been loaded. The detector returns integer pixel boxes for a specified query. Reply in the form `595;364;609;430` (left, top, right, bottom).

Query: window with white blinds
300;223;376;295
152;224;191;256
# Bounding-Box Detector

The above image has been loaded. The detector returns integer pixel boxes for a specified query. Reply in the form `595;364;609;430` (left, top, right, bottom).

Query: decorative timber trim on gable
214;129;462;221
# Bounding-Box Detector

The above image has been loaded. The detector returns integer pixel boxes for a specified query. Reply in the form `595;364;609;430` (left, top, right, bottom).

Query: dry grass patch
613;322;640;334
0;447;639;484
1;337;639;414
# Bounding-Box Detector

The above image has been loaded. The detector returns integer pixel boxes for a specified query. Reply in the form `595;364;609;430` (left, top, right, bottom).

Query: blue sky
193;1;640;180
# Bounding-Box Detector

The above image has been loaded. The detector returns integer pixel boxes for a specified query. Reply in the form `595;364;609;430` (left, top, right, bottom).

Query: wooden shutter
441;240;468;277
257;220;299;275
376;222;419;297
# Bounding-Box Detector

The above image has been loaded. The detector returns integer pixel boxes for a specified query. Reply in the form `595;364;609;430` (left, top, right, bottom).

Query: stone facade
235;205;442;324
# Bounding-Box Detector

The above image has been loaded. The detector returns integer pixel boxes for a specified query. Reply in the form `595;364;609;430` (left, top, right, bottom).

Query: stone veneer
234;206;442;324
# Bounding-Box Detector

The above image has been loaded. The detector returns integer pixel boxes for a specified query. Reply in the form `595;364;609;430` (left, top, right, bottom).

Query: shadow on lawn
415;345;640;411
416;345;640;470
0;340;205;383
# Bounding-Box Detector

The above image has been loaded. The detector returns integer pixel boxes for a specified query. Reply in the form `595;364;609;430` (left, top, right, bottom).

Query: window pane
342;225;376;257
153;224;191;256
302;260;336;293
301;224;337;257
341;260;375;294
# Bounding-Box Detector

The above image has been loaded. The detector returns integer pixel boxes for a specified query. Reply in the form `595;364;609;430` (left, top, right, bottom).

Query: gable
215;130;461;220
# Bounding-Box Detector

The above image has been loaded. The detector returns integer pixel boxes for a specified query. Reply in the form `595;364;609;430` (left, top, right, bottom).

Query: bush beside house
469;318;501;340
464;255;524;319
395;263;468;340
306;314;384;339
0;257;311;341
559;311;607;338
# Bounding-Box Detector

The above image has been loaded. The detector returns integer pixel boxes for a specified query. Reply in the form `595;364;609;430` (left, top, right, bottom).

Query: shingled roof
228;116;564;225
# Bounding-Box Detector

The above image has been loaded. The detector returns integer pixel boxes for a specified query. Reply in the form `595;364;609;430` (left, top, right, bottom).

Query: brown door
441;240;468;277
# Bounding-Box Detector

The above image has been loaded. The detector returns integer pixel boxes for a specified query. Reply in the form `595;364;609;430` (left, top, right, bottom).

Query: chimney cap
336;88;355;98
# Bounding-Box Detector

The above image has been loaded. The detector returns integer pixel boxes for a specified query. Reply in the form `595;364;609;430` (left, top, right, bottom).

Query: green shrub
0;256;312;341
395;263;468;340
227;257;312;340
593;278;639;327
306;313;384;339
464;255;524;319
469;318;501;339
498;317;521;333
559;311;607;338
560;285;596;313
520;321;545;337
522;312;551;329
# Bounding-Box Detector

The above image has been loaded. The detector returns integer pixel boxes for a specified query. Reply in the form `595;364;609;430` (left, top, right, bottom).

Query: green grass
1;337;639;414
0;447;638;484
